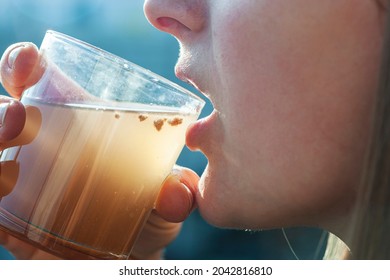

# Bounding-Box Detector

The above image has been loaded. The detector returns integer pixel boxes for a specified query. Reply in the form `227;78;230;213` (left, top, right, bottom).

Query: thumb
155;167;199;223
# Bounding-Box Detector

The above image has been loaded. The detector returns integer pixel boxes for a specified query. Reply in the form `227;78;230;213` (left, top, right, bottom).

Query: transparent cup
0;30;204;259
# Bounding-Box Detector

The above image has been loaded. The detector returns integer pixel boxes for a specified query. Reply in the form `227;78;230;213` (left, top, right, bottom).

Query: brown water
0;97;195;259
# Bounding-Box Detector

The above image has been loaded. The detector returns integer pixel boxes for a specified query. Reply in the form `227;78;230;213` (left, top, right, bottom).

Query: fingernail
7;45;24;69
0;101;10;128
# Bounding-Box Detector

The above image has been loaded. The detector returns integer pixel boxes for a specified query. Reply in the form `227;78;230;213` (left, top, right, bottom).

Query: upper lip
175;66;189;85
175;65;206;97
174;51;213;107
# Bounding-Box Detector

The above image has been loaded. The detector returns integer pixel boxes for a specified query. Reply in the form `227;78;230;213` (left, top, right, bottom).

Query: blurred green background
0;0;327;260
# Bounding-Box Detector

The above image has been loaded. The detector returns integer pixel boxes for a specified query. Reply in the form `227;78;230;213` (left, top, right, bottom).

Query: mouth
174;56;210;99
185;110;218;152
175;57;217;152
175;67;199;92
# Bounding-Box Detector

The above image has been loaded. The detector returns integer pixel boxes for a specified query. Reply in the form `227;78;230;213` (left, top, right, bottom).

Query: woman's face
144;0;386;233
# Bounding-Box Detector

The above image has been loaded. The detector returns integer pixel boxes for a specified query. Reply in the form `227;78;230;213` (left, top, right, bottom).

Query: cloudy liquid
0;97;195;259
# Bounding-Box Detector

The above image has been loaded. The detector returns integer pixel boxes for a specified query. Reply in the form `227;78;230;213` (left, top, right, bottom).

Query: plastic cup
0;30;204;259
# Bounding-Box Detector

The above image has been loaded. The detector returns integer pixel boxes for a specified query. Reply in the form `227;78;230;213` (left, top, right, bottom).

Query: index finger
0;43;45;99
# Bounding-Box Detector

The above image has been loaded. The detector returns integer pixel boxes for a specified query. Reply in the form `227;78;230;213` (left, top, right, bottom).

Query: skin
0;0;387;258
144;0;387;247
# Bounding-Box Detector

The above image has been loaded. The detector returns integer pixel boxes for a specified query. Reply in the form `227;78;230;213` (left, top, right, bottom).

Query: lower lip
185;111;217;151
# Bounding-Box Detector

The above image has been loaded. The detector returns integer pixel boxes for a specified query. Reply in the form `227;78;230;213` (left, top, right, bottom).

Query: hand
0;43;199;259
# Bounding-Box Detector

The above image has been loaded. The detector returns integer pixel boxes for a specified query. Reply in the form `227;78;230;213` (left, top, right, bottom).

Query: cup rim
44;30;205;112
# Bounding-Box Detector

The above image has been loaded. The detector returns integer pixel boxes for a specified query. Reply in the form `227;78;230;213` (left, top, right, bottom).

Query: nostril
157;17;187;30
143;0;206;38
157;17;175;28
156;17;191;36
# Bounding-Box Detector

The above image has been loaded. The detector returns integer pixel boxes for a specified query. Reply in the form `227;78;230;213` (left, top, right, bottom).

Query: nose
144;0;206;39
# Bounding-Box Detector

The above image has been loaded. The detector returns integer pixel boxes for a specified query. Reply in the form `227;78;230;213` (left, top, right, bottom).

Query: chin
195;165;309;230
195;165;252;229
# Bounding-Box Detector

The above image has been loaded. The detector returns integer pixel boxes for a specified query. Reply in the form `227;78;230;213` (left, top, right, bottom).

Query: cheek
226;49;377;217
205;0;383;227
207;88;375;228
217;0;381;171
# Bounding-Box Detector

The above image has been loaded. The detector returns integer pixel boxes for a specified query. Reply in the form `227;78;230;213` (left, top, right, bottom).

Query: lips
175;53;217;152
175;65;200;93
185;110;218;152
174;47;211;95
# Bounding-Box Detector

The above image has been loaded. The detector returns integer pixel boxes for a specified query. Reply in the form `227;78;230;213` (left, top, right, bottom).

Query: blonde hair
324;3;390;259
350;4;390;259
323;234;350;260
